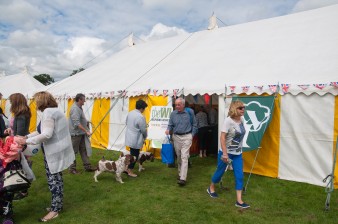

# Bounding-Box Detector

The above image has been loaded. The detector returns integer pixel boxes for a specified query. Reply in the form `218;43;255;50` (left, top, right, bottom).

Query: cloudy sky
1;0;338;81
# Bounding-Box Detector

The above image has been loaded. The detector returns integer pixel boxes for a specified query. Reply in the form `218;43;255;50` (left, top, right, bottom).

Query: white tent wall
83;98;95;122
107;98;129;151
56;98;69;114
279;94;334;186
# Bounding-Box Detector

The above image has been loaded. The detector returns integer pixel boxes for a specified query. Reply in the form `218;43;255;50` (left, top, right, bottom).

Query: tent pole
243;147;261;194
323;136;338;211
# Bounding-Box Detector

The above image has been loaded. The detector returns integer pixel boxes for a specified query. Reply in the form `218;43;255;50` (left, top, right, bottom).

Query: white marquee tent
4;5;337;188
0;69;44;99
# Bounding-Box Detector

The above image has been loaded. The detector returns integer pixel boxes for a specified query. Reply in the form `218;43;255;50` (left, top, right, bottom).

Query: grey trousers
69;135;92;170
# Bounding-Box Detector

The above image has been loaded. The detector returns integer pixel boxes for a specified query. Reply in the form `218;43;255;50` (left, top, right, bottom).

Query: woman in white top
16;91;75;222
206;100;250;209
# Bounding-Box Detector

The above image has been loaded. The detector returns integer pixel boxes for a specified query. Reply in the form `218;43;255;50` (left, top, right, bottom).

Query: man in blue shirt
165;97;197;186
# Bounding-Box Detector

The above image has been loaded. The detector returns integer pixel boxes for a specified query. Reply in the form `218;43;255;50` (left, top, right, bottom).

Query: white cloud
140;23;188;41
292;0;338;12
63;37;106;61
142;0;193;10
0;0;42;29
7;29;53;49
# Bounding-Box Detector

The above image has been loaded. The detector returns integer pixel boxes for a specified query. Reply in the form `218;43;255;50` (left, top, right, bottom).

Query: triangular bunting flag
268;85;278;93
313;84;327;90
330;82;338;88
254;86;263;92
298;84;310;90
163;90;168;97
242;86;250;93
281;84;290;93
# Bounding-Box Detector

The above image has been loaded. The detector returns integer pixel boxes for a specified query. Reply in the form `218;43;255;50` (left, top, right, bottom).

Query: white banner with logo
148;106;173;148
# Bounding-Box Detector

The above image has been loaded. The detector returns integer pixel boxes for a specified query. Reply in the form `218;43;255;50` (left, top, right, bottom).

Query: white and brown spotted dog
120;150;155;172
94;154;136;184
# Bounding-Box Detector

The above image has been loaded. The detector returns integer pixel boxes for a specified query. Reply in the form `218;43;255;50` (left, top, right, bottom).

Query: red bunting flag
281;84;290;93
313;84;327;90
204;94;210;104
229;86;236;93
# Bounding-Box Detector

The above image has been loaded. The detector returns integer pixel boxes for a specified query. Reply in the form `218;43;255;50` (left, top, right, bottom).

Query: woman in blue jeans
207;100;250;209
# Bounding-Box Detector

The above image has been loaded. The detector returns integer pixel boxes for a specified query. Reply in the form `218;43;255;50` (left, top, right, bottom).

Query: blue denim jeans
211;150;244;190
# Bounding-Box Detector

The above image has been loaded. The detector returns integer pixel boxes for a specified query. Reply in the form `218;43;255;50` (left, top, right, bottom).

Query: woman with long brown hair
4;93;31;137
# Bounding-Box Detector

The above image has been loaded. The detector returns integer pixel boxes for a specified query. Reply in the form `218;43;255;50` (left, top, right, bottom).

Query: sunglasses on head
237;106;245;110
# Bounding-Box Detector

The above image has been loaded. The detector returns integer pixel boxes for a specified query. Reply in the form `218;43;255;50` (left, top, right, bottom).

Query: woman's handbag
161;136;174;164
2;162;31;193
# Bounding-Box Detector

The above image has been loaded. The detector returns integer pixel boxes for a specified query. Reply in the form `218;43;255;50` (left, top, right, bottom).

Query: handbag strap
5;169;31;185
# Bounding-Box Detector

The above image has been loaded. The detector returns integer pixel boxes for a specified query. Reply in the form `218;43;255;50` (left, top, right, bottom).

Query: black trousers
128;148;140;169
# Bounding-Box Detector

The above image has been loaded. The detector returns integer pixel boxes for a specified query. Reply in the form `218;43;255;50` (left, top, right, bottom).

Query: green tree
34;74;55;86
70;68;85;76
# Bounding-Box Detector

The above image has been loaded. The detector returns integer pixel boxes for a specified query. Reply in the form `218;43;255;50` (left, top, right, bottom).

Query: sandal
38;212;59;222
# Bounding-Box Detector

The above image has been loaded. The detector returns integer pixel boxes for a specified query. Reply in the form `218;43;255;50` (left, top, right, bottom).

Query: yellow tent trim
29;100;37;133
66;99;74;118
0;99;5;111
333;96;338;189
91;98;110;149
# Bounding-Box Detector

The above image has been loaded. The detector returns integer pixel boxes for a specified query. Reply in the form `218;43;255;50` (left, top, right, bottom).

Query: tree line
33;68;85;86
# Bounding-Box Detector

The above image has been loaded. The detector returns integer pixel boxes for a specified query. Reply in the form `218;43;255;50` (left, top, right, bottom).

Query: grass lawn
12;149;338;224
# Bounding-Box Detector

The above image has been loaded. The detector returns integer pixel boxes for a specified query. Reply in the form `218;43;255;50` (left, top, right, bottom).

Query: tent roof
0;69;44;98
47;4;338;97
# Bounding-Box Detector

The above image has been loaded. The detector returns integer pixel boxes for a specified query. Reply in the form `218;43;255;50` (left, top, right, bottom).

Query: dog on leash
120;150;155;172
94;154;136;184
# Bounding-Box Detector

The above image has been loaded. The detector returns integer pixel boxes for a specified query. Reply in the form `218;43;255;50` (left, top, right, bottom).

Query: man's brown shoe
85;168;97;172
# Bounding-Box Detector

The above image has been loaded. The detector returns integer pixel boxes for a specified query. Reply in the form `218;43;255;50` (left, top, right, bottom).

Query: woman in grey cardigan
16;91;75;222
